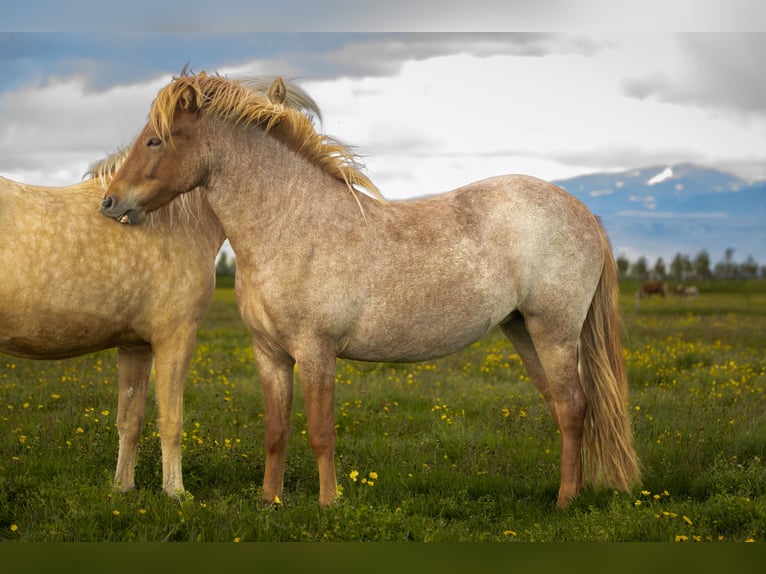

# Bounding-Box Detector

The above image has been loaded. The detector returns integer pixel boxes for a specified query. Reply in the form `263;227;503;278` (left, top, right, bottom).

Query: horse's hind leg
501;313;586;509
114;345;153;492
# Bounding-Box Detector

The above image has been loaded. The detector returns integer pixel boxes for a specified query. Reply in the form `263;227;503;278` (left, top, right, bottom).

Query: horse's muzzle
100;196;145;225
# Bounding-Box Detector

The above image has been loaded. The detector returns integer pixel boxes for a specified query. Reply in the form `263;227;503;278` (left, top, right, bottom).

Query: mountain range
553;164;766;266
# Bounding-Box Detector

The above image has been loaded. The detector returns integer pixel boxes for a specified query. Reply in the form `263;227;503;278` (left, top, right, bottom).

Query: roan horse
101;72;641;509
0;151;224;496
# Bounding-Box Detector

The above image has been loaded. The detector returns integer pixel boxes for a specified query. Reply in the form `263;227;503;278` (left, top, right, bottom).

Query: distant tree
616;255;630;279
715;247;737;279
740;255;759;279
652;258;667;280
216;251;236;275
670;252;690;280
693;250;712;280
632;257;649;280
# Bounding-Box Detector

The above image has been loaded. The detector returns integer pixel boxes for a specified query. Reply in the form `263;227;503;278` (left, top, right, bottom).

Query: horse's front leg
296;348;338;507
114;345;153;492
152;329;197;497
254;343;295;505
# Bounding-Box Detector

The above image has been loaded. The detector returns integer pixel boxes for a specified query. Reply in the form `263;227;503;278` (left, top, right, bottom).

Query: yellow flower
349;470;359;482
233;537;241;543
675;535;688;542
10;524;18;532
274;496;281;505
369;472;378;480
112;510;120;516
503;530;517;537
682;515;693;526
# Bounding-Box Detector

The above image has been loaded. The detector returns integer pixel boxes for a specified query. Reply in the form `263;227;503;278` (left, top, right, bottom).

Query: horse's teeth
119;214;129;224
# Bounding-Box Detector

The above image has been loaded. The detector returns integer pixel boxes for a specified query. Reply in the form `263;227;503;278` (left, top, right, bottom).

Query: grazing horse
635;281;668;308
100;72;640;509
673;284;699;298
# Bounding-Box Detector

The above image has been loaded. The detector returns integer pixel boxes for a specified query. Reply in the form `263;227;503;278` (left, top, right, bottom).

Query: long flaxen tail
578;224;641;492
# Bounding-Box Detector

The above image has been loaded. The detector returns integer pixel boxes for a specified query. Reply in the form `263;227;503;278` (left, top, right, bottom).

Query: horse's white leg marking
114;346;153;492
253;343;295;505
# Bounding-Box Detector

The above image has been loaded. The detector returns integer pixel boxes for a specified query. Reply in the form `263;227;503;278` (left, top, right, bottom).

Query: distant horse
673;284;699;298
635;281;667;307
0;152;224;496
100;72;640;509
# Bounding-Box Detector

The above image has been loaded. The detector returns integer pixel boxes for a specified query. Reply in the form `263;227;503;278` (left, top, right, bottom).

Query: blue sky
1;3;765;209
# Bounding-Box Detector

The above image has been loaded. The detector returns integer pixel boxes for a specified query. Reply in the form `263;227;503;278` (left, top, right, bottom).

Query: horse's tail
578;224;641;492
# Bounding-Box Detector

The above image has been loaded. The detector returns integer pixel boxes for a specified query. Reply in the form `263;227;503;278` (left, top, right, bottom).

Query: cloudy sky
2;3;765;204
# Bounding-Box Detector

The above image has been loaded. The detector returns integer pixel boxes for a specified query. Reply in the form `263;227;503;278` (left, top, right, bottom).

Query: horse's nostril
101;196;114;211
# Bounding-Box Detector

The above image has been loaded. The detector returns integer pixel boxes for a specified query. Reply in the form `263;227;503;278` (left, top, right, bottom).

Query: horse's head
100;86;208;225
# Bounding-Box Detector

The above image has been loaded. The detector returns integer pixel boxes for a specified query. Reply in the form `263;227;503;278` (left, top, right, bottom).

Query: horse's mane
85;148;206;228
149;71;383;202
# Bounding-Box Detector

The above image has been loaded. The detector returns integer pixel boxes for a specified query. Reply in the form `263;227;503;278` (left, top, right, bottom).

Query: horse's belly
0;314;140;360
340;310;503;363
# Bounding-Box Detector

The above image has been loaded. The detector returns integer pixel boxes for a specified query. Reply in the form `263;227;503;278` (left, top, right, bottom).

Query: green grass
1;279;764;542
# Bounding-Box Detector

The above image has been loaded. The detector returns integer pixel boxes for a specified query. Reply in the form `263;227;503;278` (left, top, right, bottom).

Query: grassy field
1;277;764;542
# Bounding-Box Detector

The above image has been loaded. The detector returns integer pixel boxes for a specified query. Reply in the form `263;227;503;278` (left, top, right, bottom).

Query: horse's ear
268;77;287;105
178;85;199;112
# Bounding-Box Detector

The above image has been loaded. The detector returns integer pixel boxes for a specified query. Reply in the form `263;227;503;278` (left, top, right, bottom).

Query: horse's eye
147;137;163;148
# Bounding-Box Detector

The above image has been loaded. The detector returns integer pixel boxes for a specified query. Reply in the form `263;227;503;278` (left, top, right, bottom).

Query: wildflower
112;510;120;516
274;496;282;506
349;470;359;482
369;472;378;480
675;535;688;542
682;515;693;526
10;524;18;532
503;530;517;537
233;537;241;543
76;427;84;433
641;490;651;496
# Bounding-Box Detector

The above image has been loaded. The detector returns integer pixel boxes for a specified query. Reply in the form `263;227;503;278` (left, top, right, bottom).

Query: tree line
617;248;764;281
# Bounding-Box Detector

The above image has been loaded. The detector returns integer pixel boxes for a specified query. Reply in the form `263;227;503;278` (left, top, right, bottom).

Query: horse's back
327;174;608;361
0;177;217;359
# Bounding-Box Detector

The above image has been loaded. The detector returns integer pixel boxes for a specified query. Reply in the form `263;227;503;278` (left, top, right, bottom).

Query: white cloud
0;74;169;185
1;33;764;199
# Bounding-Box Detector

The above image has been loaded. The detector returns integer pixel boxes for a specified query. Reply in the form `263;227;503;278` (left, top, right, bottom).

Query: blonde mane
149;71;383;202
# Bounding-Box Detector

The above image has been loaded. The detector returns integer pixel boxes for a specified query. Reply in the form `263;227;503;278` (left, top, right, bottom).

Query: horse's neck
206;127;368;261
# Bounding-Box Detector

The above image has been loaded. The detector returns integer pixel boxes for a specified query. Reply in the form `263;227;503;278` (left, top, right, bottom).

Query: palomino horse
101;72;640;509
0;152;224;496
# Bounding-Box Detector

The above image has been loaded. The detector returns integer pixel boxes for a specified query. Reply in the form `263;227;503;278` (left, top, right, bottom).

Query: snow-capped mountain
554;164;766;265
